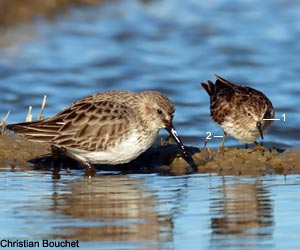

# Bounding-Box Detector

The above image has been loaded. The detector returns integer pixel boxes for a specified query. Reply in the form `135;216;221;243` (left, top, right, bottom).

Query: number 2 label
206;131;212;140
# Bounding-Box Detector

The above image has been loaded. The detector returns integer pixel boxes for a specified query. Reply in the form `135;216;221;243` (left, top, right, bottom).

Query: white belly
221;121;260;143
65;131;158;165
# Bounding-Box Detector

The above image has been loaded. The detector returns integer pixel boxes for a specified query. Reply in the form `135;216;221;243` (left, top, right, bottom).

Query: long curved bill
256;122;264;140
165;124;197;170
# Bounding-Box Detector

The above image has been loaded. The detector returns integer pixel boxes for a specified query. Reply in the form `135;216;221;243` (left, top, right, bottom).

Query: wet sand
0;135;299;175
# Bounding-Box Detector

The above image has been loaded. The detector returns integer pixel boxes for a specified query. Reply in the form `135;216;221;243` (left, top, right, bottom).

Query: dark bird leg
51;145;96;176
83;161;97;177
51;145;62;158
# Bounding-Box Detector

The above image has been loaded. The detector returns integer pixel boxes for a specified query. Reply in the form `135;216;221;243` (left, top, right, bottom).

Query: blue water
0;0;300;249
1;171;300;250
1;0;300;148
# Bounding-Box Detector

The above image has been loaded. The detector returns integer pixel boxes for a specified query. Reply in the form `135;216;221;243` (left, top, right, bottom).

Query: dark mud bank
0;136;298;175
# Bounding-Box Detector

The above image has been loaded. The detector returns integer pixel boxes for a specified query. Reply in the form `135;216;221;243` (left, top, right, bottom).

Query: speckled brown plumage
7;90;193;166
201;75;274;146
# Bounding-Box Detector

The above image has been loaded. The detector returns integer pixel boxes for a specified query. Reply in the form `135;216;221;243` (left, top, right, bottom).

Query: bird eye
157;109;163;115
247;112;251;117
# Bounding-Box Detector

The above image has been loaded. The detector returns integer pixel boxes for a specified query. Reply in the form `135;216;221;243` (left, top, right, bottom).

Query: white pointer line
214;135;224;138
263;118;280;121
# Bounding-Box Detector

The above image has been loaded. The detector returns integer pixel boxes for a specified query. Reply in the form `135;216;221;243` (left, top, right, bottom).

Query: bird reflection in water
210;178;274;247
49;175;173;242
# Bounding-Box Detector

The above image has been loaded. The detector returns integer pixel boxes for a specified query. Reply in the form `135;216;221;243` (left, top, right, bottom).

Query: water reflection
49;175;173;242
210;178;274;249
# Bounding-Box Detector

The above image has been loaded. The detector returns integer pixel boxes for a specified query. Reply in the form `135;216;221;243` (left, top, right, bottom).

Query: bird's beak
165;123;196;169
256;122;264;140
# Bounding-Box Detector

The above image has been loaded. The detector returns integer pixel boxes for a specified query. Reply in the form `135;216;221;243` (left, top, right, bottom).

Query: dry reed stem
1;110;11;135
38;95;47;121
26;106;32;122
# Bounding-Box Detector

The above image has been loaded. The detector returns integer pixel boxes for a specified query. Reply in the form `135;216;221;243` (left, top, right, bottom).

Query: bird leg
83;161;97;177
51;145;96;176
218;132;227;155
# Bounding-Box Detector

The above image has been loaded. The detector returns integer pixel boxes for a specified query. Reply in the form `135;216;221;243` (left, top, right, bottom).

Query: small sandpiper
201;75;274;150
7;90;196;170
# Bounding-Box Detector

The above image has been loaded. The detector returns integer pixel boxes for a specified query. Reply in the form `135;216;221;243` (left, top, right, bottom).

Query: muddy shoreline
0;135;299;175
